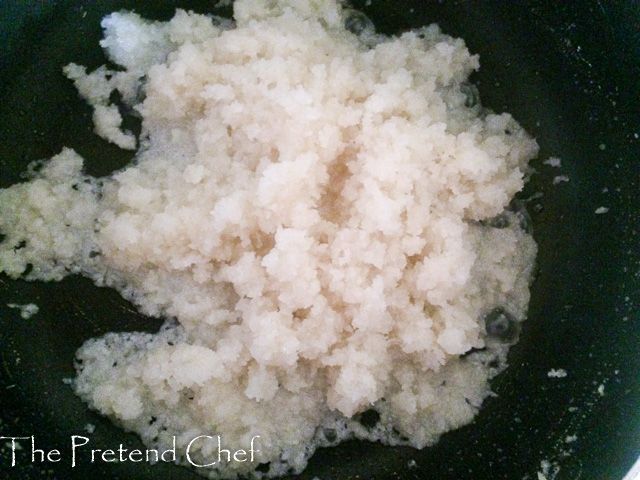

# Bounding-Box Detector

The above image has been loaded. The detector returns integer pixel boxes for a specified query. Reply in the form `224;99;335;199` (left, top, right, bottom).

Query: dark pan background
0;1;638;479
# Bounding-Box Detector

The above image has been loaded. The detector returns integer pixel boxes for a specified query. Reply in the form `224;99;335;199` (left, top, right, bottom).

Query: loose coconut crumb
537;459;560;480
543;157;562;168
7;303;40;319
0;1;539;478
552;175;569;185
547;369;568;378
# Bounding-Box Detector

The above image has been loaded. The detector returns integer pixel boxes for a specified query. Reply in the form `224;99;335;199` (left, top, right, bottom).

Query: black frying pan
1;1;639;479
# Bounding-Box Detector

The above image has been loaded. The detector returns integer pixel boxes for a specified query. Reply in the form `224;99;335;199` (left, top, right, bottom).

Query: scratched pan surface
0;1;639;479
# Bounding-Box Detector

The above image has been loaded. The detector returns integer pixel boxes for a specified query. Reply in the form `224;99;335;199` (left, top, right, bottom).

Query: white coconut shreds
0;1;539;478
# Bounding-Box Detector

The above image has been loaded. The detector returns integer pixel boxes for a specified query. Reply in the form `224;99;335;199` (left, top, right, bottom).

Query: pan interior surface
0;1;638;479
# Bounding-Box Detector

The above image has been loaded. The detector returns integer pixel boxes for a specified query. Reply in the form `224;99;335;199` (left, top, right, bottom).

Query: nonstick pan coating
0;1;638;479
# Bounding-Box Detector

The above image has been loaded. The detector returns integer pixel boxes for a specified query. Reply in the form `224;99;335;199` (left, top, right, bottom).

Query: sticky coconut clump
0;0;538;478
